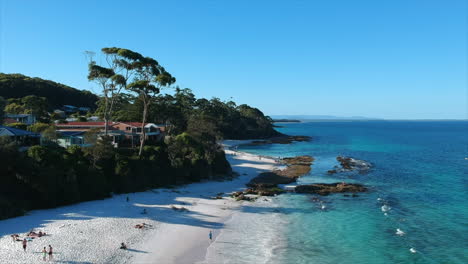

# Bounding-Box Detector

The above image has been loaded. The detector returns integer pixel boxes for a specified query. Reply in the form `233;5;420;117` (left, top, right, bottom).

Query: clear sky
1;0;466;119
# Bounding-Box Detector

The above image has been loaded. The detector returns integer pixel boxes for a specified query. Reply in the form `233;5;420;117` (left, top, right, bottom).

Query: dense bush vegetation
98;88;281;139
0;73;98;109
0;137;231;220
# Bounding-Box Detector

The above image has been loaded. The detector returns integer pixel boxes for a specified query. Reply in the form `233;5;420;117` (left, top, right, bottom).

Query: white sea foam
199;198;287;264
396;228;405;236
381;205;391;212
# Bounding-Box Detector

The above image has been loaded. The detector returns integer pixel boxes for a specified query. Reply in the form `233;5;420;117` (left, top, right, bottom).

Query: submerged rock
328;156;371;174
295;182;367;196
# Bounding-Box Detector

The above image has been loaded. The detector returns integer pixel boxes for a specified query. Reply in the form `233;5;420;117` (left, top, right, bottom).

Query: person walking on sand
42;247;47;261
48;245;53;261
22;239;27;252
209;231;213;242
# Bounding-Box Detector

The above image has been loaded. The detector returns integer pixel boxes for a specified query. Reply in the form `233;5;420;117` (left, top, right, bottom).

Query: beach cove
0;144;285;264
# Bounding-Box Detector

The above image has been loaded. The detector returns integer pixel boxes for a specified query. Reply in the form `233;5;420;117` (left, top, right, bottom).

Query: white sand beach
0;145;279;264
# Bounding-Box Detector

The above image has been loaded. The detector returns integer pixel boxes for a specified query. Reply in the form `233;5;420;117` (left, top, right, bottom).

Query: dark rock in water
352;194;359;197
328;156;371;174
282;156;314;166
295;183;367;196
240;155;314;199
231;191;257;201
243;184;285;196
248;155;314;186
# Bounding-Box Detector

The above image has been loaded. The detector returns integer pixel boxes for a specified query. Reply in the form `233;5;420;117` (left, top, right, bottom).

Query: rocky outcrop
295;182;367;196
231;191;257;201
248;155;314;186
238;155;314;198
327;156;371;174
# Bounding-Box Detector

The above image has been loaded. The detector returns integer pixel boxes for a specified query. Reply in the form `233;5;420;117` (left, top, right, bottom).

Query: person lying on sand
11;234;19;242
120;242;127;249
134;223;153;229
27;231;38;236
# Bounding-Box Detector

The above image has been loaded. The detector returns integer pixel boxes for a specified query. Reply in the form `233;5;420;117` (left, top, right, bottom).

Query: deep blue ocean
237;121;467;264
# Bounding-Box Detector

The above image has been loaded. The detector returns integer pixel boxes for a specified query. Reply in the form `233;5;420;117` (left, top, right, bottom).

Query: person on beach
48;245;53;261
22;238;27;251
209;231;213;242
42;247;47;261
126;196;129;202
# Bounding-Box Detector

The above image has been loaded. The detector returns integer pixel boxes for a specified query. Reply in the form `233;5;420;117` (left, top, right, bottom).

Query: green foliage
84;128;100;144
27;145;49;163
4;95;49;122
6;122;27;130
4;102;25;114
83;135;115;167
28;122;50;133
0;127;232;220
94;94;141;121
149;88;279;139
0;73;98;109
41;126;59;144
50;112;64;121
0;96;6;124
120;48;176;156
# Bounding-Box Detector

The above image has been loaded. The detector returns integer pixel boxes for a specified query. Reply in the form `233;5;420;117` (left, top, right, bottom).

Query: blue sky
1;0;466;119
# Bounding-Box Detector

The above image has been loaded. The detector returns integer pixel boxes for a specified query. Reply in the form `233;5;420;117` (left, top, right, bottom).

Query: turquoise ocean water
236;121;467;264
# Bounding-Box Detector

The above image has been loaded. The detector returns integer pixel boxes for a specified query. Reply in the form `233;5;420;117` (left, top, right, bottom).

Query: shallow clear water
237;121;468;264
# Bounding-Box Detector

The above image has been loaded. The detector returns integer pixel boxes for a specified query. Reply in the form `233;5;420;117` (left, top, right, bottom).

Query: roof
118;122;159;128
0;126;39;137
6;114;34;118
56;122;110;127
3;118;18;124
56;121;162;130
59;131;86;137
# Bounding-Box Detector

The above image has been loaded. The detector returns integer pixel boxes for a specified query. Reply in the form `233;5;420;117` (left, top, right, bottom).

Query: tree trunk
104;117;109;135
138;99;148;157
104;95;109;136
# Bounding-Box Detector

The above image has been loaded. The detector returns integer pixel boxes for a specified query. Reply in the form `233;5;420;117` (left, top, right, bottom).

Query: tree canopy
0;73;98;110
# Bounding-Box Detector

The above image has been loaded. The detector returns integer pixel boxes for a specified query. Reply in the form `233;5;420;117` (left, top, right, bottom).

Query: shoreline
0;143;280;264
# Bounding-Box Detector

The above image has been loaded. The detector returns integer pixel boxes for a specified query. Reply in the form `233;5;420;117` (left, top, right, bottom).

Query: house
62;105;78;113
62;105;91;114
5;114;36;125
110;122;163;147
56;131;89;148
54;121;164;148
0;125;40;146
3;118;18;125
78;107;91;112
52;109;67;118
